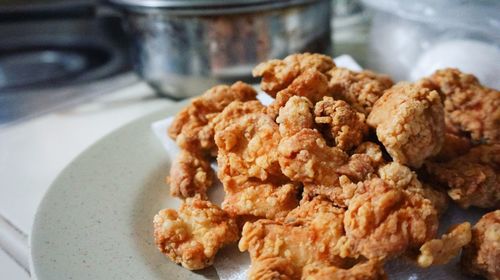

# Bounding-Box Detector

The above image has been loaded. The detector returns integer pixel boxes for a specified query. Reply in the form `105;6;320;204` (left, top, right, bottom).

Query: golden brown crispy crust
353;141;386;168
278;133;376;190
252;53;335;97
209;100;266;134
239;197;351;280
461;210;500;280
222;180;299;220
267;69;330;119
276;96;315;138
417;222;471;267
344;178;439;259
214;111;298;220
302;259;387;280
423;68;500;144
168;81;257;156
378;162;448;215
367;82;445;168
327;67;394;115
153;197;239;270
215;113;285;183
278;129;348;187
314;97;368;151
302;176;360;209
168;150;214;199
425;144;500;209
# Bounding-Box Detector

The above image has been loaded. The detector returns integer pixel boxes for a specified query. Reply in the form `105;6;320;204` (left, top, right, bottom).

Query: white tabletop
0;82;173;278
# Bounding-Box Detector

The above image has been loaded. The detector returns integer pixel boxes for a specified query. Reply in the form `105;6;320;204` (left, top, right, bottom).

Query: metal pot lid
108;0;320;13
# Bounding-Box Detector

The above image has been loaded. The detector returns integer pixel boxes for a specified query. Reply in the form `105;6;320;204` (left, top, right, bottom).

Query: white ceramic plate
30;104;217;280
30;103;487;280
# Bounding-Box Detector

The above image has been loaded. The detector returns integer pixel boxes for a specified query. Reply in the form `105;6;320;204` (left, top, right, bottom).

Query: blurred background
0;0;499;126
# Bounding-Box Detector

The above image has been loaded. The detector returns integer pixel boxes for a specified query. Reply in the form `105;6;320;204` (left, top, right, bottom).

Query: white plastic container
362;0;500;89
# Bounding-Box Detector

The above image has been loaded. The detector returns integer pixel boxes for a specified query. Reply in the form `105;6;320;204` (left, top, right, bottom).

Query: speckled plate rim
29;102;219;280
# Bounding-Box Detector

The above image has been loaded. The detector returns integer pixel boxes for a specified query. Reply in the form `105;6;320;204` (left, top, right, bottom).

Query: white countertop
0;82;174;278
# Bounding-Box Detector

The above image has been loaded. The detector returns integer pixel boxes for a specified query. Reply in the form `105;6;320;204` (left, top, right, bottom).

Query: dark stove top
0;12;136;126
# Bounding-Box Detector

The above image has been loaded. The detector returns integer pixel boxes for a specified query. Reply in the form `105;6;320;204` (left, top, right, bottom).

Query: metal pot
108;0;332;99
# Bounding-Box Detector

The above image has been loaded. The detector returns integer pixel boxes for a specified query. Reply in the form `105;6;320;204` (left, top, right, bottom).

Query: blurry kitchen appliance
362;0;500;89
108;0;332;99
0;0;135;126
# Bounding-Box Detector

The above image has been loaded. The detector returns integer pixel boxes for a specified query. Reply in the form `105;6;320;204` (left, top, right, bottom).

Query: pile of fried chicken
153;53;499;280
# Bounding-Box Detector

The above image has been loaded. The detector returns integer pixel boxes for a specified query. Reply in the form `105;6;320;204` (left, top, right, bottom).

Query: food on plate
215;112;285;184
344;178;438;259
378;162;449;215
421;68;500;144
239;197;354;279
252;53;335;97
367;82;445;168
314;97;368;151
168;150;214;199
417;222;471;267
267;69;330;118
210;100;266;134
278;128;348;186
301;259;386;280
221;181;299;220
461;210;500;280
425;144;500;209
158;53;499;278
327;67;394;114
168;81;257;157
153;196;239;270
276;96;315;138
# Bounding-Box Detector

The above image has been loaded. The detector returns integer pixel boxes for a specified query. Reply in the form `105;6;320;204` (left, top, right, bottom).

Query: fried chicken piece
327;67;394;114
353;141;385;168
168;150;214;199
168;81;257;156
214;111;298;220
302;176;360;208
423;68;500;144
367;82;445;168
267;69;330;118
239;197;349;279
276;96;315;138
417;222;471;267
344;178;438;260
425;144;500;209
153;196;239;270
432;131;472;162
461;210;500;280
209;100;266;134
253;53;335;97
378;162;448;215
277;95;377;189
222;179;299;220
314;97;368;151
302;259;387;280
278;129;348;186
215;113;284;183
298;142;383;207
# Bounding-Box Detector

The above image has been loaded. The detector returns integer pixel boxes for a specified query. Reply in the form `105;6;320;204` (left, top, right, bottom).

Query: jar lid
108;0;321;14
